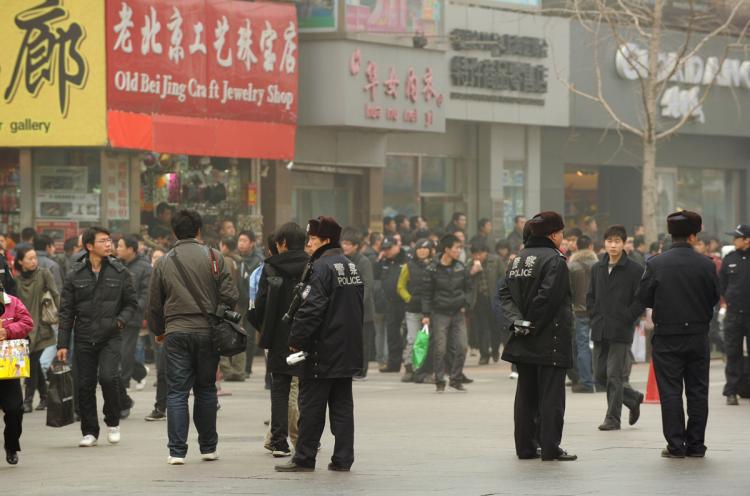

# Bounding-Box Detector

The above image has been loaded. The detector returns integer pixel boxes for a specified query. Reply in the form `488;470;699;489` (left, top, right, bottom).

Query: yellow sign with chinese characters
0;0;106;146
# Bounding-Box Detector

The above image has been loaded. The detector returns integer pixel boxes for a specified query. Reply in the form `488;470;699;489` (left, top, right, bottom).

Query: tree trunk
642;137;658;243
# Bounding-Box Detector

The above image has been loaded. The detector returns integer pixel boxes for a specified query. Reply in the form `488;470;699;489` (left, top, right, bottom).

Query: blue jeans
575;316;594;388
165;332;220;457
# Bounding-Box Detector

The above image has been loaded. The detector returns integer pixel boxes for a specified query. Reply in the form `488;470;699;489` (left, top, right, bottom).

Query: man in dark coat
587;225;646;431
276;216;364;473
248;223;309;458
500;211;577;461
374;235;406;373
638;211;720;458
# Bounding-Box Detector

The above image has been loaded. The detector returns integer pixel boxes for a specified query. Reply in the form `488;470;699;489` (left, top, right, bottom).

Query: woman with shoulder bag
14;246;60;413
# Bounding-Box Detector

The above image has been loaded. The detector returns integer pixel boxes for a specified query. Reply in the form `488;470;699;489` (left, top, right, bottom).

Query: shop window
675;168;738;238
383;156;418;217
0;149;20;238
421;157;456;193
503;162;526;235
291;171;357;227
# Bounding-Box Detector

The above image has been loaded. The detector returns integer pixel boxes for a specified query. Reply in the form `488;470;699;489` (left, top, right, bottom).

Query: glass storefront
291;168;364;228
0;149;21;238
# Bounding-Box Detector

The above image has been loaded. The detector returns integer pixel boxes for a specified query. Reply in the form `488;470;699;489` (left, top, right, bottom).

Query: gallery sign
106;0;298;159
0;0;107;146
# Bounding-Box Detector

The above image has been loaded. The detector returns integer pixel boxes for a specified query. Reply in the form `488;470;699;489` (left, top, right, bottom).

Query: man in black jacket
248;223;309;458
276;216;364;473
587;225;646;431
639;211;720;458
422;233;472;392
374;235;406;373
500;211;577;461
237;230;263;377
56;226;138;448
719;224;750;406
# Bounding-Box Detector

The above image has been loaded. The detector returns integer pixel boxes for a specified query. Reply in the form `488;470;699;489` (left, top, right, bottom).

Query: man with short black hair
507;215;526;253
237;230;263;377
468;240;502;365
57;227;138;448
639;211;720;458
630;236;647;267
568;235;598;394
34;234;63;293
148;210;238;464
20;227;36;246
470;219;493;252
588;225;646;430
383;216;396;235
374;235;407;373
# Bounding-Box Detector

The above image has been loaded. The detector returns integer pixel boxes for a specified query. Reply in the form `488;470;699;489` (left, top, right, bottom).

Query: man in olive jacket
587;225;645;431
500;211;577;462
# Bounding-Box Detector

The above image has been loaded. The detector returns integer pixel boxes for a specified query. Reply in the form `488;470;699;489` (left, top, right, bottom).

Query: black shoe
661;448;685;459
436;381;446;393
598;422;620;431
726;394;739;406
145;409;166;421
629;393;644;425
449;381;467;392
275;461;314;472
492;350;500;363
478;356;490;365
379;366;400;373
35;398;47;411
571;384;595;393
686;451;706;458
328;463;350;472
459;374;473;384
6;450;18;465
120;399;134;420
542;449;577;461
23;402;32;414
518;448;541;460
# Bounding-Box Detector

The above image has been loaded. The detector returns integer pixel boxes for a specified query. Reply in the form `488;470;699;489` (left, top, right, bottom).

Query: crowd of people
0;201;747;468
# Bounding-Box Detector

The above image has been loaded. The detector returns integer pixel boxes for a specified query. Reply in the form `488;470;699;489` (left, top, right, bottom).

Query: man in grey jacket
148;210;238;465
34;235;63;292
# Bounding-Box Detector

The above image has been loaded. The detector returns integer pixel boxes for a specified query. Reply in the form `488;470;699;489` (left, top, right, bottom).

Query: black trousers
118;326;146;409
0;379;23;452
385;304;405;370
472;297;496;359
75;338;122;438
652;333;710;456
270;373;294;451
722;312;750;397
24;350;47;405
359;321;375;377
593;340;641;425
514;363;566;459
293;377;354;469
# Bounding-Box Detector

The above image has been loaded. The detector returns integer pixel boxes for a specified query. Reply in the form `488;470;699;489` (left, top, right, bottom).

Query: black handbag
171;249;248;357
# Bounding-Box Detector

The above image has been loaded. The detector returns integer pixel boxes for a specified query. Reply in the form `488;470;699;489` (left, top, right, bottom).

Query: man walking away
500;211;577;461
588;225;645;430
148;210;239;465
568;235;598;393
639;211;720;458
57;227;138;448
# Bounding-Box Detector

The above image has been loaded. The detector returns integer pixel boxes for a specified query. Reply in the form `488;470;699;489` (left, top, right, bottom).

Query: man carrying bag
148;210;238;465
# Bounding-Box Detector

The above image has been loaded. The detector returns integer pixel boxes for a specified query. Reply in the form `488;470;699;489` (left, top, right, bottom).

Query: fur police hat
528;211;565;237
667;211;702;237
307;216;342;245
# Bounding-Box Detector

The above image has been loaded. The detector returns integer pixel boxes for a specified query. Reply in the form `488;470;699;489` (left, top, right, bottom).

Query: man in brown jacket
568;235;598;393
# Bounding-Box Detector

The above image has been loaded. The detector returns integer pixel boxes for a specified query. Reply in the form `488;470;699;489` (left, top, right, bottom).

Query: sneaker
201;452;219;461
478;356;490;366
272;448;292;458
107;426;121;444
145;409;166;421
571;384;595;393
135;378;147;391
726;394;739;406
509;371;519;380
492;350;500;363
353;375;368;382
35;398;47;411
78;435;97;447
459;374;474;384
436;381;446;393
275;461;314;472
167;456;185;465
449;381;467;392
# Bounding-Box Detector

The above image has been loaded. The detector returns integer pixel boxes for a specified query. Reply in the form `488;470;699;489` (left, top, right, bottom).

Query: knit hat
667;211;702;237
528;211;565;237
307;216;342;245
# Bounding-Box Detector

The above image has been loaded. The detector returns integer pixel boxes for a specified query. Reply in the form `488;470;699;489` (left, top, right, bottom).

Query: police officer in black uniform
275;216;364;473
500;211;577;462
638;211;720;458
719;224;750;406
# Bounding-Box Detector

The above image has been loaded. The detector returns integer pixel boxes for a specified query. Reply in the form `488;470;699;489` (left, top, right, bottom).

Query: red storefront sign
106;0;297;159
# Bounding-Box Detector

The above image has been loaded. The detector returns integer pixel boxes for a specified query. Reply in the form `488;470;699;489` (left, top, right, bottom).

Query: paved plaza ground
3;358;748;495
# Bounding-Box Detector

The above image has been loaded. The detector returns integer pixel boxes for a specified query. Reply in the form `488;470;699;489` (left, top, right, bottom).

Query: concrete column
526;126;542;215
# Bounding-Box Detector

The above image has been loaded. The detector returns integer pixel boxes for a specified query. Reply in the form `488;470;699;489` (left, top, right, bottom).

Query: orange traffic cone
644;359;660;404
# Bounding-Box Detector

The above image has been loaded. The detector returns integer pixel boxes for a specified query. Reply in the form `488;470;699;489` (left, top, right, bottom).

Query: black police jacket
248;249;309;375
288;245;364;379
58;254;138;348
720;248;750;314
500;236;573;368
587;254;646;344
638;243;720;335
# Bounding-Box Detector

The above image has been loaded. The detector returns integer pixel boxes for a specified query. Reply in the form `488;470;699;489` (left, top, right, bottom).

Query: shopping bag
0;339;30;380
412;324;430;370
631;321;647;363
46;361;75;428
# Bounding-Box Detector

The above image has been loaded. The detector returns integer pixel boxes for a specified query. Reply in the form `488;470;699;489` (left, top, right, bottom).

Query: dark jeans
24;350;47;404
154;343;167;413
472;297;496;359
723;312;750;396
293;377;354;469
270;373;294;451
359;321;375;377
165;332;220;457
385;304;405;370
75;338;122;438
514;363;566;459
575;316;594;388
0;379;23;452
593;340;641;425
432;312;467;383
245;318;257;375
652;333;710;456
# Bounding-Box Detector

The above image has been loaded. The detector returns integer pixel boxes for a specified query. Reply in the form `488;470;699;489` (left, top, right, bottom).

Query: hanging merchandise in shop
106;0;298;159
0;0;107;146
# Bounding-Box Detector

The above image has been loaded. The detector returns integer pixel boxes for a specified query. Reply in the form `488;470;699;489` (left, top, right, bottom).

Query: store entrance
291;169;364;228
565;165;642;230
